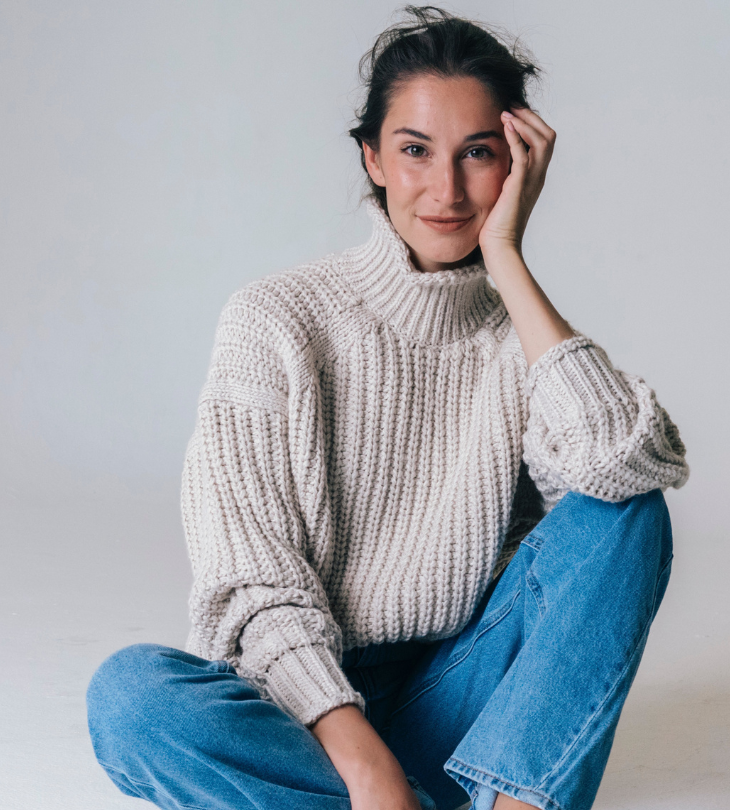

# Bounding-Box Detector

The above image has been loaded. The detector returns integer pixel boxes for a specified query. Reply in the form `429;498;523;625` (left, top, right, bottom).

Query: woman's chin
416;241;481;268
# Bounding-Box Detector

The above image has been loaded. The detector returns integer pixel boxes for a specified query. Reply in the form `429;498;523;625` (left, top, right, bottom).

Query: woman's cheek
398;163;424;188
486;168;508;201
468;173;502;210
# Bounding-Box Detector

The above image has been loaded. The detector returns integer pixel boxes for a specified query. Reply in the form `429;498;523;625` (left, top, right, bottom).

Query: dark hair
348;5;541;214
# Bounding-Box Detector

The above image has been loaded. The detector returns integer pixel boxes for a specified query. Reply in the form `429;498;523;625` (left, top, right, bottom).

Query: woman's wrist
480;238;524;275
309;703;407;787
477;241;575;366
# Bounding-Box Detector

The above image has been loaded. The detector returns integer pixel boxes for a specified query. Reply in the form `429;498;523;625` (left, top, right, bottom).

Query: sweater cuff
524;331;638;437
263;642;367;727
524;332;597;398
520;326;690;502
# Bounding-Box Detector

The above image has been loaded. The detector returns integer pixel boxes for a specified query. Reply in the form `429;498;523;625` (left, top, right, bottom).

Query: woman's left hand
479;107;556;261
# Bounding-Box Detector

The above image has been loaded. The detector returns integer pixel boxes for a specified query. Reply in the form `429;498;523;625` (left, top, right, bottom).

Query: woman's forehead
384;75;503;132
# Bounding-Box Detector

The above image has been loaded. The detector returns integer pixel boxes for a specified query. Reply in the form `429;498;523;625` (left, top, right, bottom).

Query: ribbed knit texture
181;196;690;727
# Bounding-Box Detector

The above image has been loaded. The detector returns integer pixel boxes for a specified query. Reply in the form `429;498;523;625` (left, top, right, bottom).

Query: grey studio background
1;2;728;809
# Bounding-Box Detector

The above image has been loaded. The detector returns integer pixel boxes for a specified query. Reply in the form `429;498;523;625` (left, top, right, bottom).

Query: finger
508;106;556;145
509;105;555;139
503;113;550;155
503;119;529;174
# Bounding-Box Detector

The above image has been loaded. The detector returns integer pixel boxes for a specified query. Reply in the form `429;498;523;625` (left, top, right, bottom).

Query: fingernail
502;111;514;118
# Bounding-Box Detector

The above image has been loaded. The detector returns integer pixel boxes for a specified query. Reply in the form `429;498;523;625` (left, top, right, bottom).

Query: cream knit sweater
181;196;689;727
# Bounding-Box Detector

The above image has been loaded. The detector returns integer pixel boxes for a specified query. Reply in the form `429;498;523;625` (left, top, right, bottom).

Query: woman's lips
418;215;474;233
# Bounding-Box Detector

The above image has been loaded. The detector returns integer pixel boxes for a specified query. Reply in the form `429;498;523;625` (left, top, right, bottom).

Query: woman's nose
429;160;465;205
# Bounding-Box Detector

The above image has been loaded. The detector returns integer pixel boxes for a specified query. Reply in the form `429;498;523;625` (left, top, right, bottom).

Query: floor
2;479;728;810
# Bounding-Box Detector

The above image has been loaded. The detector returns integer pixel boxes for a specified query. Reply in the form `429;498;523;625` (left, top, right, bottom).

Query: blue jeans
86;489;673;810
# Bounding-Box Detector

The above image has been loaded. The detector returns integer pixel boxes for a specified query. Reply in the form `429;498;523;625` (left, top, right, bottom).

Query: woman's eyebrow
391;127;503;142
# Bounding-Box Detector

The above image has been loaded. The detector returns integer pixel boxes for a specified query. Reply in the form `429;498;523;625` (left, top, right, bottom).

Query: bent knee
88;643;171;698
86;643;181;731
574;487;672;563
541;487;672;565
626;487;673;560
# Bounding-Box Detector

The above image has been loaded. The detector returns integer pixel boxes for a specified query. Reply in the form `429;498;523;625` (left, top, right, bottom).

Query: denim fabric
87;489;673;810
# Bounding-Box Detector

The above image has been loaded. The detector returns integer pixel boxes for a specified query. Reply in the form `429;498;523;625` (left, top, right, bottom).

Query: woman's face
362;74;512;273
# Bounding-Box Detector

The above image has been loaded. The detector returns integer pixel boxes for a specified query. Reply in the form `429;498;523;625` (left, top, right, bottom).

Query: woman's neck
408;243;484;274
335;196;502;345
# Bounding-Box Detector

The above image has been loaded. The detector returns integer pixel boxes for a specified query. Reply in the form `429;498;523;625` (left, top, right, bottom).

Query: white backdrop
1;2;728;809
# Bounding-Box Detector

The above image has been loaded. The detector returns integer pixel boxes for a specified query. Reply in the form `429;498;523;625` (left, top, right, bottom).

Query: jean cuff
444;757;559;810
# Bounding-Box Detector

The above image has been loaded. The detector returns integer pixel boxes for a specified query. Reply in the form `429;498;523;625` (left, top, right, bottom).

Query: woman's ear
362;141;386;188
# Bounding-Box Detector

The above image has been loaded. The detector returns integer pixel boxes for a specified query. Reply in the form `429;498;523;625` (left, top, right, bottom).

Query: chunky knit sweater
181;196;690;727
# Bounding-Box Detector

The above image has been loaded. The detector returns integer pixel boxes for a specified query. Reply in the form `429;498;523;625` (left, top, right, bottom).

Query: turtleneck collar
337;196;501;345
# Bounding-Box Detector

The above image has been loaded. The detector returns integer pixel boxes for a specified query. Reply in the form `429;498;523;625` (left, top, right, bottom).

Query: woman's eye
466;147;494;160
402;145;494;160
403;144;426;157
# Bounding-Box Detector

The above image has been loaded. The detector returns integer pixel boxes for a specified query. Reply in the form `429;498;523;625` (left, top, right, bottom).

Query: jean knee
542;488;672;574
618;488;673;563
614;490;674;624
87;643;170;702
613;493;673;590
86;644;177;753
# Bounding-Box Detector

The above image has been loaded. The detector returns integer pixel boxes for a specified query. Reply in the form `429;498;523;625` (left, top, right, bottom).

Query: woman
86;6;689;810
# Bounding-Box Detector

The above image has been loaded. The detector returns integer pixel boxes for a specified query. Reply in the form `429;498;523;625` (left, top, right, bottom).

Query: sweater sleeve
181;290;366;727
521;330;690;510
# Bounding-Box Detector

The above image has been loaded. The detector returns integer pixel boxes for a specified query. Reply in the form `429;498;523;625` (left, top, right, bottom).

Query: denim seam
445;757;564;810
525;568;545;616
389;588;521;717
521;534;544;553
535;552;674;794
97;760;211;810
